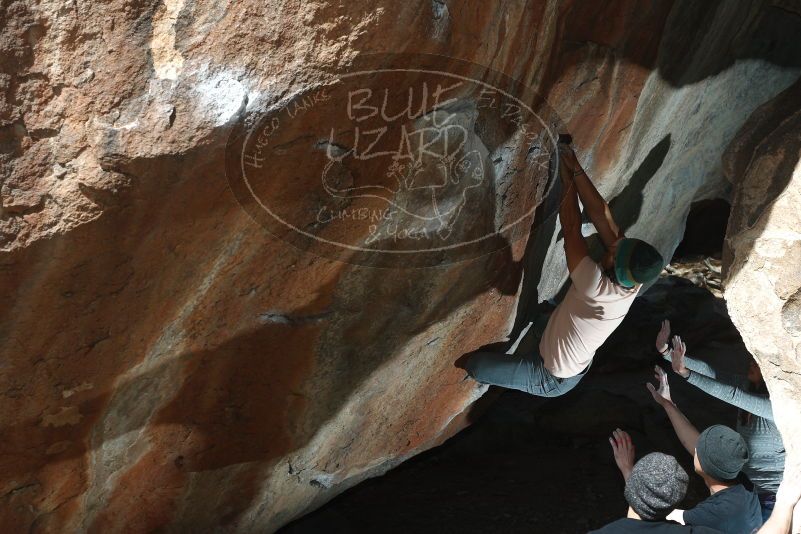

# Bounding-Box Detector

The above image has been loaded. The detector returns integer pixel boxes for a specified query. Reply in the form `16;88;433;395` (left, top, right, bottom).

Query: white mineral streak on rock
431;0;450;41
151;0;187;80
62;382;94;398
193;66;249;126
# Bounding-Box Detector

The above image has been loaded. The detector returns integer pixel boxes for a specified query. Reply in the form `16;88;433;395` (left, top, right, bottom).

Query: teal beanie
614;238;664;288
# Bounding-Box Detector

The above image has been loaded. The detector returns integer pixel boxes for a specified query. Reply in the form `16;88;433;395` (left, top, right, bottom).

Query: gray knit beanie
695;425;749;481
624;453;689;520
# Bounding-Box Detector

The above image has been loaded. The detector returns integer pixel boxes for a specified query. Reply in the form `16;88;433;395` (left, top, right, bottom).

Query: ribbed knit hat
695;425;749;481
624;453;689;520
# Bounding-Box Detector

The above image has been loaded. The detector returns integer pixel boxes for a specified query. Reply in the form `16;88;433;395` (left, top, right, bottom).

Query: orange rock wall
1;1;800;531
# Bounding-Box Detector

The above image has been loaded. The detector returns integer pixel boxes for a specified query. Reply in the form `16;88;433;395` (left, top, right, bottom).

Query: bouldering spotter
656;322;786;523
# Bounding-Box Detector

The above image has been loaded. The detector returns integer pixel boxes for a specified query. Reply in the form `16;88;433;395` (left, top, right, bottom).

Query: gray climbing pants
465;349;590;397
464;310;591;397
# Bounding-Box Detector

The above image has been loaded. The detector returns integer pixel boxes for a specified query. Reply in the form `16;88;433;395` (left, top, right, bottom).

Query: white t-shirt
539;255;640;378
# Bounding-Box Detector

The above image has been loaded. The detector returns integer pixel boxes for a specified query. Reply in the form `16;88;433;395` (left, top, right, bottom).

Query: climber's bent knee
464;351;573;397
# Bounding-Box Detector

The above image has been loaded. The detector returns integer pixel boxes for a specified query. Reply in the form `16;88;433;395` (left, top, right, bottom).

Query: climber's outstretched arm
561;148;623;249
559;156;589;273
660;399;701;457
647;366;700;456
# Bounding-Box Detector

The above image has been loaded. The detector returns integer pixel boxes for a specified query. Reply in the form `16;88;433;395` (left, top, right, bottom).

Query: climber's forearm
559;180;581;232
661;401;700;456
559;175;588;273
572;169;622;248
571;169;607;219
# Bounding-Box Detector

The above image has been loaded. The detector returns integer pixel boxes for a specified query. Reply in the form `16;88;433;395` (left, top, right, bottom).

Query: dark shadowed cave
279;203;746;533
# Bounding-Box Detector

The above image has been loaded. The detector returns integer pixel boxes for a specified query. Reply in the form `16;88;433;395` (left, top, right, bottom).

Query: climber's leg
465;351;562;397
547;357;593;396
463;306;593;397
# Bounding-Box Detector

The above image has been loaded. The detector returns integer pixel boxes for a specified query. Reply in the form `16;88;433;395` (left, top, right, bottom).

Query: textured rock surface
1;1;800;532
723;76;801;514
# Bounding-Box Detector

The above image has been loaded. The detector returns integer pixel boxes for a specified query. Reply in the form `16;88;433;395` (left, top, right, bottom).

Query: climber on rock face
463;139;664;397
